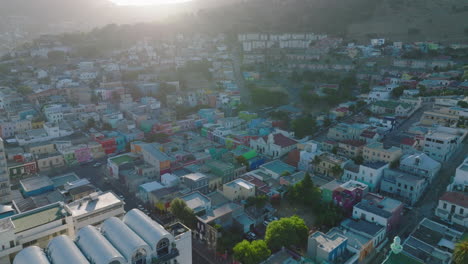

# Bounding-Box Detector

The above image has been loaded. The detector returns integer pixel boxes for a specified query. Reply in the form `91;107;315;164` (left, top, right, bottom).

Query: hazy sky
110;0;192;6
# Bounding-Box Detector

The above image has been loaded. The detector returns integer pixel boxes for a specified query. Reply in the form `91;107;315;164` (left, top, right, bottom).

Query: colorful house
332;180;369;215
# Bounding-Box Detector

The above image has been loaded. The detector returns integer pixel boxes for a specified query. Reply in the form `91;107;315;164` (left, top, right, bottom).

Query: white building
447;157;468;193
0;138;11;204
380;169;427;205
298;140;322;172
367;87;391;102
399;153;441;183
12;209;192;264
435;192;468;228
342;161;388;192
222;178;256;201
423;127;467;162
67;191;125;231
0;202;75;264
250;133;298;159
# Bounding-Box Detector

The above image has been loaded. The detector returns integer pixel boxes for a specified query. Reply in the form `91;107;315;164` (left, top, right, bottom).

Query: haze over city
0;0;467;264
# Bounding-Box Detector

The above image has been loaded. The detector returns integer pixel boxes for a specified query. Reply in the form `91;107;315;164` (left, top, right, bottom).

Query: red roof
261;133;298;148
440;192;468;208
341;140;366;147
360;130;377;139
401;137;416;146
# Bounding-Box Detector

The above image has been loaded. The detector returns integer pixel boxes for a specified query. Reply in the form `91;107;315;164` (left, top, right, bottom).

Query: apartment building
363;142;402;163
12;209;192;264
0;138;11;204
0;202;74;264
435;192;468;228
222;178;255;201
423;127;467;162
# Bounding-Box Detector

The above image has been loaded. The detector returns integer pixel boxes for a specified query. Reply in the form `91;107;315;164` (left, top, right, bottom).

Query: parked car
245;232;257;241
93;162;102;168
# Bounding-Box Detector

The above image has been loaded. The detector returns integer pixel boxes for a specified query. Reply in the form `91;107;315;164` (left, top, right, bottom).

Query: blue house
20;176;54;197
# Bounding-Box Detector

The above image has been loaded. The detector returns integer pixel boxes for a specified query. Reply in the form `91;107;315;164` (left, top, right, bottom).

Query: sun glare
110;0;191;6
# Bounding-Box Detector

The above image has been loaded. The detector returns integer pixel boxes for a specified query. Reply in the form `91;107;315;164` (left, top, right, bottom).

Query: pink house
333;180;369;216
74;145;92;163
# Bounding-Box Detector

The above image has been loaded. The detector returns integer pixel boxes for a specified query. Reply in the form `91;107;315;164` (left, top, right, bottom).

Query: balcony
152;248;179;264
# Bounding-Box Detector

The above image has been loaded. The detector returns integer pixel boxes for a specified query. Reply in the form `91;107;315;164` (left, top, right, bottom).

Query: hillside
193;0;468;42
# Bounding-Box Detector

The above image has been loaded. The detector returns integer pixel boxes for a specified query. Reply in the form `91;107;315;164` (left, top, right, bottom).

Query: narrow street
369;139;468;264
230;44;251;105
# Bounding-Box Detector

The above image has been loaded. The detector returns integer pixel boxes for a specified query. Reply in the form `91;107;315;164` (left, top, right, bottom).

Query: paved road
55;158;140;212
382;103;432;147
369;139;468;263
230;44;251;105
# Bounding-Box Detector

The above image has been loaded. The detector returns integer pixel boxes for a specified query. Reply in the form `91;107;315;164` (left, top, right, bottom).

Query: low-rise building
447;156;468;193
435;191;468;228
307;231;348;264
250;132;297;159
333;180;368;215
423;127;467;162
222;178;255;201
11;209;192;264
314;153;349;178
343;161;388;192
67;191;125;231
363;142;402;163
352;193;403;233
0;202;74;263
181;172;210;194
380;169;427;205
399;152;441;183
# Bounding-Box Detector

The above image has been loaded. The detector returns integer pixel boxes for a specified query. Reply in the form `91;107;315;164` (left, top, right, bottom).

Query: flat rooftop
20;176;54;192
181;192;211;212
68;192;122;217
109;154;134;165
11;203;68;233
182;172;207;182
51;173;80;189
310;231;347;253
261;160;296;174
226;178;255;190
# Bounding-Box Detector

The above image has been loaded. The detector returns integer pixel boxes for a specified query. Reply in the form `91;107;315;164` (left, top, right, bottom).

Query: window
460;208;464;215
443;203;447;209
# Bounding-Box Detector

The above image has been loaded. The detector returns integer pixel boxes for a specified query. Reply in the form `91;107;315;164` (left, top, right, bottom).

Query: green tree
265;216;308;251
169;198;197;228
453;240;468;264
391;86;405;98
102;122;112;131
353;155;364;165
17;85;33;95
233;240;271;264
315;203;345;228
47;50;66;63
390;159;400;169
86;118;96;129
146;133;169;143
246;195;268;209
331;165;344;177
292;115;316;138
457;101;468;108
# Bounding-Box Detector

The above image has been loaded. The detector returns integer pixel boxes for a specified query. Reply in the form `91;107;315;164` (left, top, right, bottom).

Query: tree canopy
169;198;197;229
292;115;317;138
265;215;308;251
233;240;271;264
453;239;468;264
287;173;321;208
